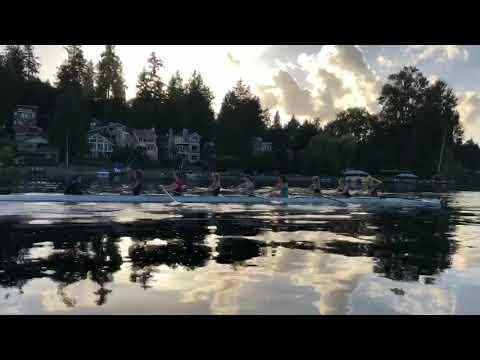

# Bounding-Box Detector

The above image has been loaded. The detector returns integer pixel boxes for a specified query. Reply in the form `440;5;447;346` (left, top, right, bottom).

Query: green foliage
56;46;88;92
0;145;15;166
325;107;376;142
299;134;357;175
0;167;20;186
49;88;90;161
95;45;126;102
23;45;40;80
216;80;267;159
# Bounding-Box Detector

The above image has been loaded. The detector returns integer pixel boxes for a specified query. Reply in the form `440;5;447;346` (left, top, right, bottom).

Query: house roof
88;133;114;144
133;129;157;139
24;136;48;144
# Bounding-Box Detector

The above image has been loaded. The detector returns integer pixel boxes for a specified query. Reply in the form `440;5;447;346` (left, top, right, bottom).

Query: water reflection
0;192;478;314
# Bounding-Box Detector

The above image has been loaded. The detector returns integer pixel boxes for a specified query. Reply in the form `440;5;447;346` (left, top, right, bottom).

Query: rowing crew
65;171;382;198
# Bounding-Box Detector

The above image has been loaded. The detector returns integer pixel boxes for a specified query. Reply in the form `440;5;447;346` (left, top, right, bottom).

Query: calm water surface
1;190;479;315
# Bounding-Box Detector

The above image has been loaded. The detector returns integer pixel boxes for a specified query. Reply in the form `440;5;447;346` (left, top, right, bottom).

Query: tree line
0;45;479;178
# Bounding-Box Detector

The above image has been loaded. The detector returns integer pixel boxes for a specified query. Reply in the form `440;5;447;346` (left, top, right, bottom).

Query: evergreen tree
49;88;90;162
184;71;215;138
95;45;126;102
216;80;266;162
272;111;282;129
164;71;187;129
23;45;39;79
83;60;96;100
130;52;165;128
56;45;88;91
4;45;26;80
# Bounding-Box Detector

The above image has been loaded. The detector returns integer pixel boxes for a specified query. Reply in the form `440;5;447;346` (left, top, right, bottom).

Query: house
251;137;272;154
90;121;136;149
165;128;201;163
88;131;114;159
13;105;58;164
132;128;158;161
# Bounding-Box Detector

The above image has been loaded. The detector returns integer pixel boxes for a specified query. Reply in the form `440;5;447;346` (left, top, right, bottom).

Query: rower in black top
131;169;143;196
208;172;221;196
64;175;83;195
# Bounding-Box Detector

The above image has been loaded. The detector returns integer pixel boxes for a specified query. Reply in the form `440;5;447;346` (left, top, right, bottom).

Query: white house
90;121;135;149
251;137;272;154
166;128;201;163
88;132;114;159
132;128;158;161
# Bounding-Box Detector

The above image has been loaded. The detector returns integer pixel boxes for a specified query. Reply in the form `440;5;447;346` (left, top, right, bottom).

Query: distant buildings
251;137;272;154
164;128;202;164
88;121;159;161
132;128;158;161
13;105;58;164
87;132;114;159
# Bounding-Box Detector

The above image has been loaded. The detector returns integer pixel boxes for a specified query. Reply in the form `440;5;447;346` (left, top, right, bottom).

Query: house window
191;145;198;152
191;155;198;161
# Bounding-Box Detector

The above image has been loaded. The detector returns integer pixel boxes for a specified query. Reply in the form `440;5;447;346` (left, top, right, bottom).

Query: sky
3;45;480;142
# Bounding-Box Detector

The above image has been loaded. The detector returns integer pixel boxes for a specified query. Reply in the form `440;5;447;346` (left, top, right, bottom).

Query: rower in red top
164;171;187;196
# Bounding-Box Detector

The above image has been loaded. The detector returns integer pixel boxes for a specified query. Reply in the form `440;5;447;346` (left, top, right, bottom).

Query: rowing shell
0;193;444;210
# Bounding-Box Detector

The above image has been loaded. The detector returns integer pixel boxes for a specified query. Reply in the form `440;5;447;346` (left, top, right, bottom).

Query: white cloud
457;91;480;141
257;45;381;123
408;45;469;64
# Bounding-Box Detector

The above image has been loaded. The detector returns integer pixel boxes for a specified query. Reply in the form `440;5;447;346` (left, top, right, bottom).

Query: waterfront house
165;128;201;163
251;137;272;154
13;105;58;164
88;131;114;159
132;128;158;161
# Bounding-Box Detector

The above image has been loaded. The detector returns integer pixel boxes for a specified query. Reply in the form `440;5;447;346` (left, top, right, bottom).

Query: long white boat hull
0;193;444;210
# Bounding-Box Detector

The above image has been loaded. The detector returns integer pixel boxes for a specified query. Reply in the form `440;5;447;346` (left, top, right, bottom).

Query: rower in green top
270;176;288;198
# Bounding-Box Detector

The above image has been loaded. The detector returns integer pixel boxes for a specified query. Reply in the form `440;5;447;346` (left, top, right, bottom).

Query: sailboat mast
66;130;69;168
437;125;447;175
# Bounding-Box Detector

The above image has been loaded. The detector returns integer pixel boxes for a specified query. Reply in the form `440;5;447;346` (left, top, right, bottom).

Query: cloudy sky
5;45;480;142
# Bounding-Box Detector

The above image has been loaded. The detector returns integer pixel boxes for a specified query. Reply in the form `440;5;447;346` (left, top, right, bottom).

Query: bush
0;145;15;166
0;167;20;186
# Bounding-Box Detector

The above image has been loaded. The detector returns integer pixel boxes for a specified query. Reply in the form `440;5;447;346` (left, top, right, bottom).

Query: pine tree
147;52;164;99
83;60;96;99
23;45;39;79
56;45;87;91
4;45;26;79
95;45;126;102
273;111;282;129
134;52;164;100
184;71;215;137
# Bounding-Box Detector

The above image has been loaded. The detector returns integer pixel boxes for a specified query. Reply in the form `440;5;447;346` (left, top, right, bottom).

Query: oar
317;193;349;207
251;193;286;205
161;186;183;206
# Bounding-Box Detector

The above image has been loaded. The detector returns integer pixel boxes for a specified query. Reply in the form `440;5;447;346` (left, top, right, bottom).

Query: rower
64;175;83;195
164;170;186;196
310;176;322;194
131;169;143;196
365;175;382;196
232;174;255;196
270;176;288;198
336;181;351;198
208;172;221;196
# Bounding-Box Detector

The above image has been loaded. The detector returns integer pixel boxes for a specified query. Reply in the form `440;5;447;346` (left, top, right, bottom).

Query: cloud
408;45;469;64
377;55;393;68
458;91;480;140
227;52;240;66
257;45;381;122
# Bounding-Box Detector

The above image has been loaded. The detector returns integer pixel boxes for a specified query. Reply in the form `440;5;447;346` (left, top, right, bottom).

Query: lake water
0;190;479;315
